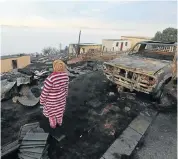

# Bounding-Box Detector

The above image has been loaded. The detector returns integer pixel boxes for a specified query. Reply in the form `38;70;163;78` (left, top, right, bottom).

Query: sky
0;0;177;55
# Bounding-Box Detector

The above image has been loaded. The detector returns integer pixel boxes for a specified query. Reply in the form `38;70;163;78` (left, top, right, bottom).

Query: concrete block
129;115;151;135
140;109;157;119
101;112;157;158
105;127;142;156
103;151;117;159
103;151;122;159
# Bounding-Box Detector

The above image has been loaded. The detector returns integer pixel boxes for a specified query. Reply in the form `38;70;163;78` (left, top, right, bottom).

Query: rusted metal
103;41;177;96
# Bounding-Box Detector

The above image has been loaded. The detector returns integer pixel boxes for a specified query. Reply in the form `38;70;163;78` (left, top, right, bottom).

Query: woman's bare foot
50;124;56;129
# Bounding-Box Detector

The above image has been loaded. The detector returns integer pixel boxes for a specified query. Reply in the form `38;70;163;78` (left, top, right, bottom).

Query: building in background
0;55;31;73
102;36;152;53
102;39;131;52
112;40;131;52
121;36;152;48
69;43;102;56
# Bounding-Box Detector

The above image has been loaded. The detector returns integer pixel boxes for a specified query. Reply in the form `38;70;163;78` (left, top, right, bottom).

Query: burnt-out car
103;41;177;100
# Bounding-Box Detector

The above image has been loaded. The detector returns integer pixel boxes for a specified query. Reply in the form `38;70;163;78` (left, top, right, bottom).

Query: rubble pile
1;79;16;101
66;60;103;80
1;122;49;159
1;72;33;101
14;85;40;107
2;56;176;159
1;71;31;81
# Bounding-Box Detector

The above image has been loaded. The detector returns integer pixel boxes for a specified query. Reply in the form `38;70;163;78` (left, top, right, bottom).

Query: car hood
104;55;171;75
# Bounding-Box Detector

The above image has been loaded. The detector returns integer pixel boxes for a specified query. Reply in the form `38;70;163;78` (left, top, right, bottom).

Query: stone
109;92;115;96
110;105;121;112
129;115;151;135
105;127;142;156
140;109;157;120
103;151;117;159
12;96;19;103
124;107;131;112
87;99;102;108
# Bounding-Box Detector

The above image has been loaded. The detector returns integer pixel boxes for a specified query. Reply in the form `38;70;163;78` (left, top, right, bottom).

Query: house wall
112;40;131;51
69;44;77;55
121;36;151;49
102;40;114;52
0;56;31;73
69;44;102;55
102;39;132;52
80;45;102;53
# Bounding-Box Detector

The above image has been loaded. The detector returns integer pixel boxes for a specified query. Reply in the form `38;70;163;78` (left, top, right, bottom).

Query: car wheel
152;84;165;103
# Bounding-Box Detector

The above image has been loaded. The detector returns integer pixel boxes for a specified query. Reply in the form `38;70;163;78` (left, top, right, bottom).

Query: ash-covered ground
1;60;166;159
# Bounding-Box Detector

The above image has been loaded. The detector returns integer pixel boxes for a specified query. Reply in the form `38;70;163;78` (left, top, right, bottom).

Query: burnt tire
151;84;165;103
154;91;176;111
153;82;176;111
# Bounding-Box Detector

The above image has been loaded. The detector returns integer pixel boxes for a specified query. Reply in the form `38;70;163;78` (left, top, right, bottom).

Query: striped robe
40;72;69;125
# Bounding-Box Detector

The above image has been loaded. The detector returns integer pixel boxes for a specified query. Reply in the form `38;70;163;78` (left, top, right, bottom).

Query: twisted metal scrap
0;79;16;101
17;85;40;107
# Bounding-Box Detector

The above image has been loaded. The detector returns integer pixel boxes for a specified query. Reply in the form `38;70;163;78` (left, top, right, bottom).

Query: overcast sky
0;0;177;55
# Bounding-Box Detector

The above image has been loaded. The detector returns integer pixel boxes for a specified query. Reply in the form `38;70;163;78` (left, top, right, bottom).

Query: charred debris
1;53;176;159
0;56;102;107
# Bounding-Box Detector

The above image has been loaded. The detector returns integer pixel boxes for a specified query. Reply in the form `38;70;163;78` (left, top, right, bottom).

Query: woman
40;60;69;128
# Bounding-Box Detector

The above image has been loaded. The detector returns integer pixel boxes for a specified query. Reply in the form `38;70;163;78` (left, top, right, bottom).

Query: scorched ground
2;63;154;159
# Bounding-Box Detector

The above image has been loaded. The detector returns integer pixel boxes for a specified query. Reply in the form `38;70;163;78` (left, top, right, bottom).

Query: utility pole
59;43;62;53
77;30;81;57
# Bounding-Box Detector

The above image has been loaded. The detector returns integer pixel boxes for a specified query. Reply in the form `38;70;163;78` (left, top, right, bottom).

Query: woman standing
40;60;69;128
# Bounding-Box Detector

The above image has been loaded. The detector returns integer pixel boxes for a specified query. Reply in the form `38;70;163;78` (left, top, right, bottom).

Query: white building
102;39;131;52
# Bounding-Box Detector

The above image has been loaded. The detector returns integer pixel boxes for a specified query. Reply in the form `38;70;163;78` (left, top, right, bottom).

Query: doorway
82;48;85;53
120;42;123;51
12;60;17;69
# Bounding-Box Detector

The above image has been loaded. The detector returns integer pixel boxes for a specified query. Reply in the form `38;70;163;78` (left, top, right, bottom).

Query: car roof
138;41;177;46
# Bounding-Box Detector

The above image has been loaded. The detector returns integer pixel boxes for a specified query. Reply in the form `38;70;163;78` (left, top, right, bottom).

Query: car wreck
103;41;177;100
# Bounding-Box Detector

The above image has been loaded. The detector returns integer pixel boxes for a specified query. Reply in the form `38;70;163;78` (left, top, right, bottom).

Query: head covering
53;60;66;72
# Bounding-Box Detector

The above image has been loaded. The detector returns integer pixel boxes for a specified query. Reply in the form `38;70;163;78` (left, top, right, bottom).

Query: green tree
152;27;177;42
